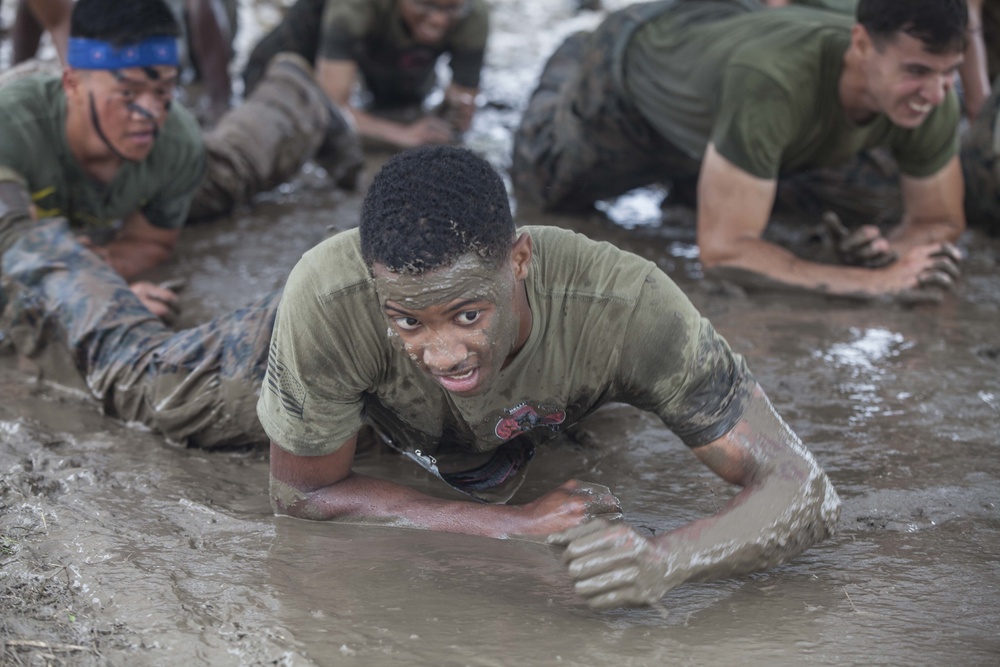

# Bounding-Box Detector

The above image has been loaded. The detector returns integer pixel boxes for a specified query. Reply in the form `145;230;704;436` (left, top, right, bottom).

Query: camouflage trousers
189;51;334;220
511;1;901;224
0;219;277;449
241;0;431;109
961;76;1000;234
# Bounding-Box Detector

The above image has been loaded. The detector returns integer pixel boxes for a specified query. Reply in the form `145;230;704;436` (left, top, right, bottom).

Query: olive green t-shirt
257;226;754;460
0;75;204;232
624;4;959;179
790;0;856;13
318;0;489;104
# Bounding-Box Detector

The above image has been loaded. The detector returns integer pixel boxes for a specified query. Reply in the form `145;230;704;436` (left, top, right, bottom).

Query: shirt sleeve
256;254;381;456
447;1;490;89
711;65;797;180
318;0;374;62
616;269;754;447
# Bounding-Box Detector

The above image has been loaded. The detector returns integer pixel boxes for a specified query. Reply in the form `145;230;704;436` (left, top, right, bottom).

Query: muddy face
373;249;529;396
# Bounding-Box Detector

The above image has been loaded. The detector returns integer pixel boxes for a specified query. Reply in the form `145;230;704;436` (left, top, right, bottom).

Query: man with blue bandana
0;0;356;318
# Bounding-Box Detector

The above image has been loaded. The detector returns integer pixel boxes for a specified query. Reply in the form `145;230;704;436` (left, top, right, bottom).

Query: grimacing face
398;0;470;45
373;236;532;397
861;30;964;129
66;64;178;163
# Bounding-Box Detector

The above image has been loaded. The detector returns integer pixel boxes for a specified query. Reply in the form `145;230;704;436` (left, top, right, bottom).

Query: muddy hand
522;480;622;535
873;242;962;302
130;280;181;323
548;519;675;609
823;211;897;268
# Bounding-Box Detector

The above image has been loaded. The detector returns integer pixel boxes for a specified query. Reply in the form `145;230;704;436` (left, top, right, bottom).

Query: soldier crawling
0;146;839;609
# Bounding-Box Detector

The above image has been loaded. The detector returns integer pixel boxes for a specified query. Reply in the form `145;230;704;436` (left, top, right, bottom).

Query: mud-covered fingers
838;225;883;254
916;268;956;290
546;517;614;547
821;211;850;240
577;483;623;517
932;242;964;265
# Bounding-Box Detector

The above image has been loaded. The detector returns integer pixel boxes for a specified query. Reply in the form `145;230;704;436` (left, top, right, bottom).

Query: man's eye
456;310;481;325
120;89;137;100
394;316;421;331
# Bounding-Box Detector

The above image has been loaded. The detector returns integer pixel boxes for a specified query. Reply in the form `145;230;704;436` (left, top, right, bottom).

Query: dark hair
857;0;968;54
360;146;516;273
71;0;180;47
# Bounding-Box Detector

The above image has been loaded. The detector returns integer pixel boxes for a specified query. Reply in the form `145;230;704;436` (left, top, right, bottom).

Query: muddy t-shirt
624;4;959;179
318;0;489;104
0;75;204;232
258;226;754;459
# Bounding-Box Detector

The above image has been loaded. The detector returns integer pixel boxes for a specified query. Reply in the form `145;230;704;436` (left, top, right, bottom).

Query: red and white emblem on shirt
494;402;566;441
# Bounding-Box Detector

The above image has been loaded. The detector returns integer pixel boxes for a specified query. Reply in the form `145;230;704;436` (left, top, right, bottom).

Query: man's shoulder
0;75;62;130
288;228;373;299
526;225;658;302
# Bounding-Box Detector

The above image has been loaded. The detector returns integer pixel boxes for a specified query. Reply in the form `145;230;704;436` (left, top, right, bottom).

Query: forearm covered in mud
271;471;538;538
269;437;623;539
659;387;840;586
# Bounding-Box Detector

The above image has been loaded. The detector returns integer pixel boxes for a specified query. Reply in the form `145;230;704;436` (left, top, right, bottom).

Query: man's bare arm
696;144;959;297
549;384;841;609
315;57;456;149
89;210;180;280
888;156;966;252
269;436;622;538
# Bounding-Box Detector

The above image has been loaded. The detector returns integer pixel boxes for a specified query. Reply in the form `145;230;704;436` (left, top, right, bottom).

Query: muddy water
2;1;1000;665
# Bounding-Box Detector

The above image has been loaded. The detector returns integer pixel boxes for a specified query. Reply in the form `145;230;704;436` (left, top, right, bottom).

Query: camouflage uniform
0;218;276;449
961;76;1000;233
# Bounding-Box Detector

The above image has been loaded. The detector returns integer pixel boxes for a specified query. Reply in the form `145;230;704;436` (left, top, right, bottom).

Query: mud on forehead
374;253;509;311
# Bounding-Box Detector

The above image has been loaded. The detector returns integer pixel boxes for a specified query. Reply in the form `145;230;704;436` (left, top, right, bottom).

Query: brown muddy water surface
2;1;999;665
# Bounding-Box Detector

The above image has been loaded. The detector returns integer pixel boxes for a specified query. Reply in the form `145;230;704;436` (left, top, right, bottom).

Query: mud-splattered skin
549;385;841;609
372;239;532;397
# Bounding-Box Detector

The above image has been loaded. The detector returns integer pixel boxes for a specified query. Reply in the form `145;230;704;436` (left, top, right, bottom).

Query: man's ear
62;67;81;100
510;232;533;281
851;23;874;59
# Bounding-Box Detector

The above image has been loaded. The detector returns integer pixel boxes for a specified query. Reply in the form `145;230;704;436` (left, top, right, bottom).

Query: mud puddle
2;1;1000;665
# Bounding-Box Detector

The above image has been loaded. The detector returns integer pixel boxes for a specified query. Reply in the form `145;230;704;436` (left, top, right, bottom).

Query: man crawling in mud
512;0;969;300
0;147;840;610
0;0;357;320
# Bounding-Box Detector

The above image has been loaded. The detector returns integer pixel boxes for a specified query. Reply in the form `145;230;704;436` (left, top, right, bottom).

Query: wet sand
2;1;1000;665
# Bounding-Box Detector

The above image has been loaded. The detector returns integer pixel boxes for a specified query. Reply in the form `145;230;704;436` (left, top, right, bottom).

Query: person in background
0;0;358;318
512;0;967;301
2;0;237;123
242;0;489;151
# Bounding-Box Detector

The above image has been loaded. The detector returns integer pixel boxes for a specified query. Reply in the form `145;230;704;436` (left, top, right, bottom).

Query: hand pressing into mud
876;243;962;302
519;480;622;536
130;280;181;323
400;116;458;147
823;211;898;268
548;519;678;609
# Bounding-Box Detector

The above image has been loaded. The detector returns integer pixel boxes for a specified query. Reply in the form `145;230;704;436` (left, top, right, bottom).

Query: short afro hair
857;0;967;55
360;146;516;274
71;0;180;47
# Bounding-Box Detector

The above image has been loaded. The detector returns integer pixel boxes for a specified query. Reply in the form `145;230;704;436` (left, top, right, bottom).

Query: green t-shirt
0;75;204;232
790;0;856;13
624;4;959;179
257;226;754;461
318;0;489;104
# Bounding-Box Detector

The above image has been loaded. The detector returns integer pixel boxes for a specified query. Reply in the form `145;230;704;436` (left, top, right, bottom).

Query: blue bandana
67;36;179;70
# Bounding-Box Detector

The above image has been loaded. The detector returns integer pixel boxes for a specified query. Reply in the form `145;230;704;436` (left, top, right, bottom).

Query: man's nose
128;93;166;121
922;74;951;106
421;334;468;372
